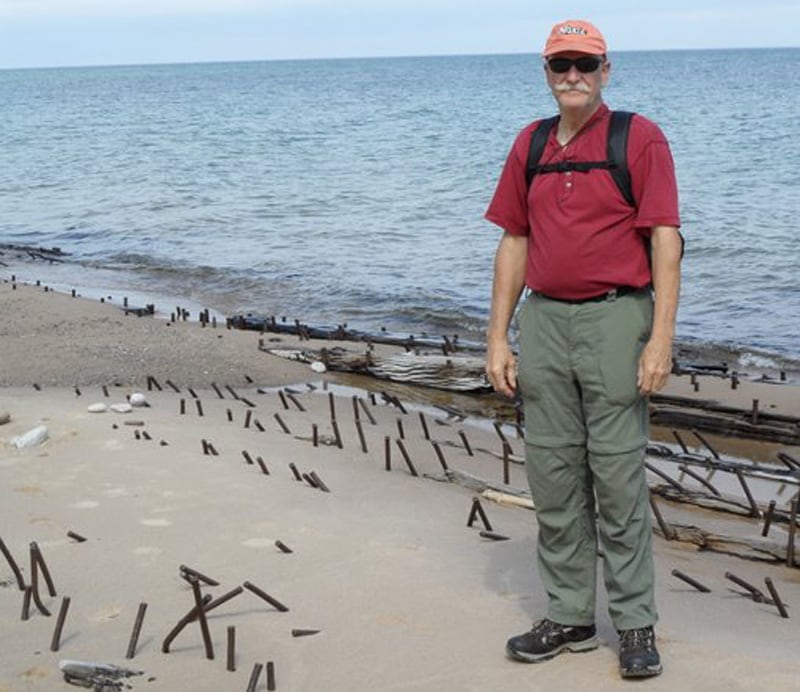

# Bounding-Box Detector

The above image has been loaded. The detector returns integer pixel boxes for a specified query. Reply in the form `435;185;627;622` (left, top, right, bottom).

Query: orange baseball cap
543;19;607;57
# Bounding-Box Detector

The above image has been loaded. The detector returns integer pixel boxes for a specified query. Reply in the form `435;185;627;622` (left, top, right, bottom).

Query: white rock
110;403;133;414
87;403;108;413
12;425;48;449
128;393;147;407
310;361;327;373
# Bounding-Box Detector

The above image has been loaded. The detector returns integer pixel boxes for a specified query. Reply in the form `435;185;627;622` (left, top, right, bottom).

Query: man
484;19;682;679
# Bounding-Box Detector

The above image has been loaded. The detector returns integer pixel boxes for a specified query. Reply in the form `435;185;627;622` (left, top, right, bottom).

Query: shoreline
1;279;799;691
3;252;800;379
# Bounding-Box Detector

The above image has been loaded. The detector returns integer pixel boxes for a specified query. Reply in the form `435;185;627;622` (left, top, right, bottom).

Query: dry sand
1;280;799;692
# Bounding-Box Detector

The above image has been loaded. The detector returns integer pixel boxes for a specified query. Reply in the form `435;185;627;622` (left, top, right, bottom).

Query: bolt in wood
724;572;767;602
278;390;289;410
275;540;292;554
479;531;509;541
502;442;511;485
21;586;32;620
227;408;233;422
244;409;252;428
395;439;418;477
751;399;759;425
266;660;276;691
645;462;687;492
274;413;291;435
188;387;198;399
312;423;318;447
291;629;320;637
648;493;673;540
161;594;211;654
180;564;220;587
180;398;186;415
678;465;721;496
285;392;305;411
671;429;689;454
242;450;255;465
358;398;377;425
352;395;360;421
458;430;473;456
125;602;148;659
196;399;204;417
102;385;110;397
212;382;224;399
788;496;797;568
355;420;368;454
225;385;240;400
761;500;777;537
764;578;789;619
735;469;760;518
31;542;56;597
227;626;236;671
246;663;264;692
166;380;180;393
204;585;244;615
187;577;214;659
418;412;430;440
328;392;336;421
396;418;405;439
0;537;26;590
384;436;391;471
691;429;721;460
256;457;270;475
50;596;71;651
670;569;711;592
254;418;265;432
289;463;303;481
493;421;508;445
66;531;87;543
243;581;289;612
432;442;449;472
329;419;342;449
467;497;493;531
309;471;330;493
302;473;319;489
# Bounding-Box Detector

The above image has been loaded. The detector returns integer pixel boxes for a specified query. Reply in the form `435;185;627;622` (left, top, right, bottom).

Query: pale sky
0;0;797;69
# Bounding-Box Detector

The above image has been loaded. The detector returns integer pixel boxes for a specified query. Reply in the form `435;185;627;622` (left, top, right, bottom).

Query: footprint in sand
70;500;100;509
139;518;171;527
242;538;274;548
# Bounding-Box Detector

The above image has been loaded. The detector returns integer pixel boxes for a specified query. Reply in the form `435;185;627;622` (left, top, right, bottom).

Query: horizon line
1;44;796;72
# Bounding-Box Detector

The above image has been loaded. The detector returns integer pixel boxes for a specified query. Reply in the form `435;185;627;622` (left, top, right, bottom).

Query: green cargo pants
516;289;657;631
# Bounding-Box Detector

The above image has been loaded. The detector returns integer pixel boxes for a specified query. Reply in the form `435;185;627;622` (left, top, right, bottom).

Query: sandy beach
1;279;799;692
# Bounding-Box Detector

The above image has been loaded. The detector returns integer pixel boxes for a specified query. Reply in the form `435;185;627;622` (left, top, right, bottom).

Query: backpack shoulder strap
525;116;558;188
607;110;635;207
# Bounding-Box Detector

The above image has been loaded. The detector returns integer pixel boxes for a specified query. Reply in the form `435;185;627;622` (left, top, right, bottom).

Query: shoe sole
506;636;599;663
620;663;663;679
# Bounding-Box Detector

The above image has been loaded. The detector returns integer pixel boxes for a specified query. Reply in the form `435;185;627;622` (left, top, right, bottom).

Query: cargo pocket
599;296;652;406
516;298;543;401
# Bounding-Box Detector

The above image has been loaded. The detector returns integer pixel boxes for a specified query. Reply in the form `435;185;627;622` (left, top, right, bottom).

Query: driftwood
650;405;799;446
657;523;792;564
267;347;491;393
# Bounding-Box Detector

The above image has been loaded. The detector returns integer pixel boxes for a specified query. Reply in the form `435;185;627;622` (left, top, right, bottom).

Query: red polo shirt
485;104;680;300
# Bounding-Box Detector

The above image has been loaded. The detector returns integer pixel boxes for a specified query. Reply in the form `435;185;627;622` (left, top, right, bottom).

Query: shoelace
620;627;654;649
531;618;560;637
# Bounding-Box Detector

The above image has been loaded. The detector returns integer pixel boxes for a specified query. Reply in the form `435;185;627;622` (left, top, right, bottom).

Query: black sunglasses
547;56;604;74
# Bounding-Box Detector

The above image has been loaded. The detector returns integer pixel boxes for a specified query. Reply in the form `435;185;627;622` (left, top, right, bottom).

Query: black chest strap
525;111;635;207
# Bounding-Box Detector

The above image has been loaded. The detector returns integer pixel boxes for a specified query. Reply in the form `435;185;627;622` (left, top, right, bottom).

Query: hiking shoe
506;618;598;663
618;626;662;678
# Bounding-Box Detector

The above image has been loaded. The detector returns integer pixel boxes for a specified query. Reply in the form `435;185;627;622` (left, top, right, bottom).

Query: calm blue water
1;50;799;368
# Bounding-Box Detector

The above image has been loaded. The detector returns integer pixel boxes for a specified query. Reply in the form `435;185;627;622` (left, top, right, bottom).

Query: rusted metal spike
670;569;711;593
125;602;148;659
764;578;790;619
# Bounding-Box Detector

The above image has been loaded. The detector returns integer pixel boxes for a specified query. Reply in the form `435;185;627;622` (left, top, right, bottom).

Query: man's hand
637;336;672;395
486;339;517;398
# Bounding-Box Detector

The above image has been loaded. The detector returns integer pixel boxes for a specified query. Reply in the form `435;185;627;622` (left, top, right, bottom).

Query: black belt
532;285;645;305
